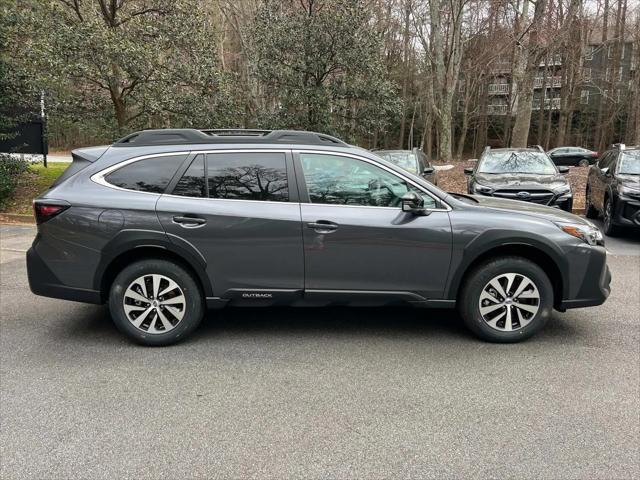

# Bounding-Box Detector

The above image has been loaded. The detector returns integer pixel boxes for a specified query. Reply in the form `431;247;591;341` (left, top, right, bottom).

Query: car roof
375;149;416;153
485;148;542;153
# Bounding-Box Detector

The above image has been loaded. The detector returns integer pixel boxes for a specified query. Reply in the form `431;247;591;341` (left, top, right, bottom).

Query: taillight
592;151;599;157
33;202;69;224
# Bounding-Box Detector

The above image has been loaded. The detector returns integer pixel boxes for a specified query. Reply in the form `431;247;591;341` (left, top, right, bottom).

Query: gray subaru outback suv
27;129;611;345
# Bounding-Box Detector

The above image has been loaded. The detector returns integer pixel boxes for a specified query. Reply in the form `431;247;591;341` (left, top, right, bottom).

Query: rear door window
105;155;186;193
206;152;289;202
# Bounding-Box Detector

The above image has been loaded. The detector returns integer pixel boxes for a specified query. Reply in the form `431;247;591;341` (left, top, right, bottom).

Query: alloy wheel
122;274;186;334
478;273;540;332
578;159;589;167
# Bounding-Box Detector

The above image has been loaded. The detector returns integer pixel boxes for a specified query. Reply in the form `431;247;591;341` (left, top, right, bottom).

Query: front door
296;152;452;302
156;150;304;301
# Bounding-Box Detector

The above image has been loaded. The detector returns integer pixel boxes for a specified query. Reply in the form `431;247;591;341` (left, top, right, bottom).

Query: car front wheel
459;256;553;343
109;259;204;346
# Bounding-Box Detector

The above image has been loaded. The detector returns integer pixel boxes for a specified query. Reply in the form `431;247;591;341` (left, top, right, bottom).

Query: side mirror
601;167;610;176
558;166;570;174
464;167;474;175
423;166;435;175
401;192;428;216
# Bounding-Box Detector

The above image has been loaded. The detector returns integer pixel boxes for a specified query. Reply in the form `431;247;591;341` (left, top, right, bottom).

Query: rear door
295;151;452;303
156;150;304;302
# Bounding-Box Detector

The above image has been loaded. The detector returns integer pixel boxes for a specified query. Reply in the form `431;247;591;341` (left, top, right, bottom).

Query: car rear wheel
109;259;204;346
585;188;598;218
459;256;553;343
578;158;590;167
603;198;618;236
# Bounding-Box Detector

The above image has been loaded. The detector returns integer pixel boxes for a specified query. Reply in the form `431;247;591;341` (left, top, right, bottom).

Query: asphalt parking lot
1;224;638;479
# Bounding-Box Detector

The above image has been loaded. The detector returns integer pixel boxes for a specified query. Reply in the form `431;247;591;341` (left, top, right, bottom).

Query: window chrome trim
90;147;452;211
294;149;452;212
90;151;193;195
90;149;290;196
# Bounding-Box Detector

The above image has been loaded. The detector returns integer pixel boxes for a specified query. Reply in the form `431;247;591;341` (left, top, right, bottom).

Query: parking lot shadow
49;303;585;347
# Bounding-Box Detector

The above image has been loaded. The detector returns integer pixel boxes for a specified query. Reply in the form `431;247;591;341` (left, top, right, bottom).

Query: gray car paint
31;141;609;310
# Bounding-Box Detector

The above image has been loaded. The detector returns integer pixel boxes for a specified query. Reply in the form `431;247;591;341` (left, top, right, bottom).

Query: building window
581;90;589;105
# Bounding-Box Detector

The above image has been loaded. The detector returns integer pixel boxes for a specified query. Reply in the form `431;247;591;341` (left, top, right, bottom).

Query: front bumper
612;197;640;228
472;189;573;211
557;245;611;310
27;245;102;304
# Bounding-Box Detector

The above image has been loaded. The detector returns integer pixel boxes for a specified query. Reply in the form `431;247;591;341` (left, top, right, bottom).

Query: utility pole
40;90;47;168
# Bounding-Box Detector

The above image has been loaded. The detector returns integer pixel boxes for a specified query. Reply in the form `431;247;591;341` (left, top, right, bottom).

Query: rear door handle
307;220;338;233
173;215;206;227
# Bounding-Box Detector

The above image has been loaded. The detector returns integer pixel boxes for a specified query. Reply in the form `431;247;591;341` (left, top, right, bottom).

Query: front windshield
618;151;640;174
376;152;418;174
478;151;557;175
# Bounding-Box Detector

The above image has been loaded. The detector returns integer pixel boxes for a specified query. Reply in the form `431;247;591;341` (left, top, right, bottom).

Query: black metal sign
0;119;48;155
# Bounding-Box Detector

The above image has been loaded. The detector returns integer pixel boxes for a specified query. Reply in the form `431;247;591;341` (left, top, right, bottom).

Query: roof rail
113;128;349;147
527;144;545;152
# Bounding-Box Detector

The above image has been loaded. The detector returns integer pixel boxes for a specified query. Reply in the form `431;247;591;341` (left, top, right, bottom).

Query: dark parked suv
585;144;640;235
465;147;573;212
28;129;610;346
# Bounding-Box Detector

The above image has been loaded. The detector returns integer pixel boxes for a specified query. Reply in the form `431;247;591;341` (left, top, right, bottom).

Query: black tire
578;158;590;167
603;197;618;236
458;256;553;343
109;259;204;346
585;188;598;219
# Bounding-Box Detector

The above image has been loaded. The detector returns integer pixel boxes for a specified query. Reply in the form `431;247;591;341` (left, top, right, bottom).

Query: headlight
472;183;493;194
554;185;572;195
556;222;604;246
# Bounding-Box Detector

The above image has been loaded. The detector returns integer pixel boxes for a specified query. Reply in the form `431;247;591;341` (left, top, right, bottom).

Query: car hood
467;194;591;225
619;174;640;190
475;172;569;190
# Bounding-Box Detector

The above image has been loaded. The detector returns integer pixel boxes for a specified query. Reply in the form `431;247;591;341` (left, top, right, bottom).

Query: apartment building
482;40;635;117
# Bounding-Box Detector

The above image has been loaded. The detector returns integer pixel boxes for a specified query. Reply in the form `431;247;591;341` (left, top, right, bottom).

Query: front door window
299;153;436;208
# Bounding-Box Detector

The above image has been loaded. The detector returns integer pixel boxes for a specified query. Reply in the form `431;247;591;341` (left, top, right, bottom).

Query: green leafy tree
0;0;35;140
17;0;240;135
251;0;399;142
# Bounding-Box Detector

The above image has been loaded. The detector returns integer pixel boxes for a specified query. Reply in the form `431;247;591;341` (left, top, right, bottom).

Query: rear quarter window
105;155;187;193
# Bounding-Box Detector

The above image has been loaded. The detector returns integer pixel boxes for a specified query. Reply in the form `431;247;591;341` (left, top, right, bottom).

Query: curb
0;213;35;225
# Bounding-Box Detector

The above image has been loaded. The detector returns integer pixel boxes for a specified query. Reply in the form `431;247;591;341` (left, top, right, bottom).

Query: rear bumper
557;247;611;310
27;246;102;304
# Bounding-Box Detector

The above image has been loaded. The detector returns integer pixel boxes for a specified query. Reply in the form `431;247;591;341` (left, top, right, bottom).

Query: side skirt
208;289;454;308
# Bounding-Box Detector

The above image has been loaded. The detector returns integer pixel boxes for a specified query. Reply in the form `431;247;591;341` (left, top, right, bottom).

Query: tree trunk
511;0;547;147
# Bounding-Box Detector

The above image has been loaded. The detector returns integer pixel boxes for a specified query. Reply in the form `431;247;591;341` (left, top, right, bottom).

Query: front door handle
307;220;338;233
173;215;206;227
